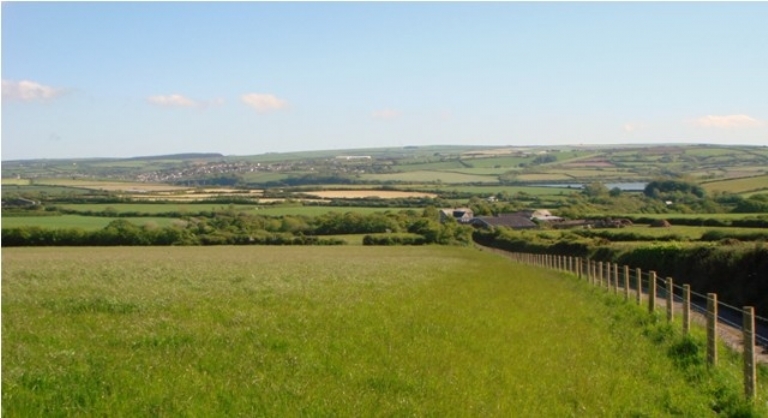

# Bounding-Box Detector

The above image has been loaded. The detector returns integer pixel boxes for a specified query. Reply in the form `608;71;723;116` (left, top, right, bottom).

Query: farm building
471;214;537;230
439;208;474;224
2;197;40;207
531;214;564;223
508;209;563;223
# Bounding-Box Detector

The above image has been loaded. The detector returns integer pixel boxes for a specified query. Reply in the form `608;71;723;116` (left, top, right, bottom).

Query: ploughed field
0;246;738;415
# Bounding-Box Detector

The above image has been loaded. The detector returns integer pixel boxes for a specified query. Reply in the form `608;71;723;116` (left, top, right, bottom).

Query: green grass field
701;174;768;194
57;203;260;214
362;170;498;184
2;184;94;197
1;215;182;230
407;184;577;197
3;246;760;416
253;205;413;217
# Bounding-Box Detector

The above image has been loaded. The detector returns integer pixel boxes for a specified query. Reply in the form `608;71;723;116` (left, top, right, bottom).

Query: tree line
2;208;474;247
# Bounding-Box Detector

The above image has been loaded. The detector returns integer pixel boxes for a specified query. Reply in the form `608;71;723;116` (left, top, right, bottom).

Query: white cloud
623;123;639;132
147;94;199;108
693;114;763;128
241;93;287;112
2;79;65;102
371;109;401;120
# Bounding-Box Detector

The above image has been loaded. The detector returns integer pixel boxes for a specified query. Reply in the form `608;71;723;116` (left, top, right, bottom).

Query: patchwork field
701;174;768;195
2;246;758;416
31;179;189;192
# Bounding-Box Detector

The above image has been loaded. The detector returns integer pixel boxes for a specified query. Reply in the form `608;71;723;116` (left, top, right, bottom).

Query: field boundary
478;245;767;401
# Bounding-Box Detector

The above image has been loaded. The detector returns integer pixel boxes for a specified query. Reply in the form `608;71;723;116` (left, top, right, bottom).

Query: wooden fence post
666;277;674;322
613;263;619;295
707;293;718;368
648;271;657;313
636;268;642;305
743;306;756;400
682;284;691;336
578;258;582;279
623;265;630;301
593;261;598;286
598;261;603;287
606;262;611;292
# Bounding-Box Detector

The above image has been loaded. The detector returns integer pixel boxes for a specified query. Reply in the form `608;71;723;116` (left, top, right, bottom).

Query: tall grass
2;246;760;416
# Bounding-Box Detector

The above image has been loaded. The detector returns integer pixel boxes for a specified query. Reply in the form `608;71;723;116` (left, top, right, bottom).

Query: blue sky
2;2;767;160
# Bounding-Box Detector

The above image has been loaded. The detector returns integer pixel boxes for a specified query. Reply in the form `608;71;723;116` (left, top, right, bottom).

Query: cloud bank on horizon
693;115;763;129
2;2;766;160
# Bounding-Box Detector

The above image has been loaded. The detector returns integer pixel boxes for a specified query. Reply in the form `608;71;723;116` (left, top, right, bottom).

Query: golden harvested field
1;179;31;186
302;190;437;199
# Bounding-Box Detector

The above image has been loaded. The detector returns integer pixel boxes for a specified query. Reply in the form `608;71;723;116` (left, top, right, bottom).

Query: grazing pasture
701;174;768;195
0;215;182;230
2;246;747;416
32;178;189;192
57;203;260;214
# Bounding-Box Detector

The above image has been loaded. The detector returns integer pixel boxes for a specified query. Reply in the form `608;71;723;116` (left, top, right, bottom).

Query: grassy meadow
1;215;182;231
2;246;759;416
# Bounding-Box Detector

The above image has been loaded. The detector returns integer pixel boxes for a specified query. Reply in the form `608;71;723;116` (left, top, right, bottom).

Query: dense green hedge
362;233;427;246
474;229;768;315
625;215;768;228
1;225;346;247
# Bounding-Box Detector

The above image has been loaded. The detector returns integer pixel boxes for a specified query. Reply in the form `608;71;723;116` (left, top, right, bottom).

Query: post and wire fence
505;252;766;401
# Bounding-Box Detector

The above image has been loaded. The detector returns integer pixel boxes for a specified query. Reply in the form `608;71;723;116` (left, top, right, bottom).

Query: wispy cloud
2;79;66;102
147;94;199;108
623;123;638;133
371;109;401;120
241;93;288;112
693;114;763;128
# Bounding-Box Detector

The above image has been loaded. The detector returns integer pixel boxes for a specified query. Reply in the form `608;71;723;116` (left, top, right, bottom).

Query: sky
2;2;767;160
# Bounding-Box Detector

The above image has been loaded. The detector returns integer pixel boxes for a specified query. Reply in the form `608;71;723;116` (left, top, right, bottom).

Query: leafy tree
582;182;609;198
643;179;705;199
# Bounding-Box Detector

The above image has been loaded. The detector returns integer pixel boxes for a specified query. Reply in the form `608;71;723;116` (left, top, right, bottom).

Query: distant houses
439;208;474;224
439;207;537;230
438;206;629;231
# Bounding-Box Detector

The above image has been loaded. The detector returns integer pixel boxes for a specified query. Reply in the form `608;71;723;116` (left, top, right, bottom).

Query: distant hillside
126;153;224;161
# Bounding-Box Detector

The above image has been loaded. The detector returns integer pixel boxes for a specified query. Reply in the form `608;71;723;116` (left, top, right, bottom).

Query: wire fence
499;251;764;401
